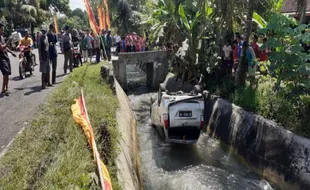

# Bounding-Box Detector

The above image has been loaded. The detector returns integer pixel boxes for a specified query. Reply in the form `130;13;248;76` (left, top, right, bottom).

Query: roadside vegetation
0;63;121;190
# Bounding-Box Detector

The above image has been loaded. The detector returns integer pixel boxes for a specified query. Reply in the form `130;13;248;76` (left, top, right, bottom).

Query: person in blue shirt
121;36;126;52
243;41;257;87
236;34;243;59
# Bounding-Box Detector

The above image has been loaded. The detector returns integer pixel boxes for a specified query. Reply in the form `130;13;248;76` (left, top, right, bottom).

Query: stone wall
101;66;143;190
204;93;310;189
113;51;169;90
114;79;143;190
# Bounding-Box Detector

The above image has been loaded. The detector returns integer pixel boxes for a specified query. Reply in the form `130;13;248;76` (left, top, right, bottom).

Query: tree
46;0;70;14
0;0;40;32
58;8;89;31
297;0;307;24
260;14;310;99
69;8;89;26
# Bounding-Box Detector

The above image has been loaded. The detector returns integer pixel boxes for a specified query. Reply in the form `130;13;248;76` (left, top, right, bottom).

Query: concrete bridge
112;51;169;91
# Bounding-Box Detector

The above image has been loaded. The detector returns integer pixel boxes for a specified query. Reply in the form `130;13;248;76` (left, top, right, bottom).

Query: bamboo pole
81;89;105;190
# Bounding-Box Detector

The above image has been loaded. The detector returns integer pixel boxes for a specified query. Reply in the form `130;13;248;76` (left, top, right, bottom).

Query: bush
228;77;310;138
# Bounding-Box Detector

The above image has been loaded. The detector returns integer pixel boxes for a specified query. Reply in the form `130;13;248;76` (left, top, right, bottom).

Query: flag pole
81;88;105;190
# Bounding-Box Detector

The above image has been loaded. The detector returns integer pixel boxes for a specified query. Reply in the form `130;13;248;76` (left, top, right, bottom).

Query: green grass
0;63;121;190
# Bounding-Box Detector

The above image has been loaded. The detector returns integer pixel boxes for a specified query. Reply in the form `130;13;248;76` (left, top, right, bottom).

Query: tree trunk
235;0;254;87
245;0;254;42
234;51;247;87
224;0;233;41
298;0;307;24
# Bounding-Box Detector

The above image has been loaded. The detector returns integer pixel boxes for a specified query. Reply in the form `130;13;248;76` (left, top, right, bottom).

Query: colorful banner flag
84;0;100;35
53;15;59;34
103;0;110;29
97;5;106;30
71;90;113;190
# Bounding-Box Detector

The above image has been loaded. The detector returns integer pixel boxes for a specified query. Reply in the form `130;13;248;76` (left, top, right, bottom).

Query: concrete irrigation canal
126;65;274;190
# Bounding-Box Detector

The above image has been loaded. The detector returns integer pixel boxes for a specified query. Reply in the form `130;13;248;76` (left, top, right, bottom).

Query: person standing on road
47;24;58;85
100;30;107;60
106;30;112;61
39;28;51;89
84;29;93;63
0;21;16;95
93;34;101;63
115;33;121;54
62;25;73;74
80;33;88;63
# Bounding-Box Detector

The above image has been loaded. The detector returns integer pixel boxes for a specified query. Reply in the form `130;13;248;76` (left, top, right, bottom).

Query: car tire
19;63;25;79
156;125;165;139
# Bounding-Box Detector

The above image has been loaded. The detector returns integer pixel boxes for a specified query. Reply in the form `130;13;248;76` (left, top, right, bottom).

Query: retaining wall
114;79;143;190
101;65;142;190
204;93;310;190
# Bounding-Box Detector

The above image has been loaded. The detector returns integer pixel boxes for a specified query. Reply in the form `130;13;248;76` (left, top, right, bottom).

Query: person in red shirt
135;36;140;52
251;35;260;58
260;38;268;62
232;40;238;76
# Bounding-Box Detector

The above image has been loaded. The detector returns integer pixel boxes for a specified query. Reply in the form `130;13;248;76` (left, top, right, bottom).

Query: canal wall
101;66;143;190
203;92;310;190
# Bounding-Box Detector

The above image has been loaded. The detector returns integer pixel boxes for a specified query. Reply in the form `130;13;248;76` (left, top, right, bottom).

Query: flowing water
126;65;274;190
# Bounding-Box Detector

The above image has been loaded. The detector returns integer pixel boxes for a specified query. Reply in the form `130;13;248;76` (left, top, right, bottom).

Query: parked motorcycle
18;45;36;79
73;44;81;68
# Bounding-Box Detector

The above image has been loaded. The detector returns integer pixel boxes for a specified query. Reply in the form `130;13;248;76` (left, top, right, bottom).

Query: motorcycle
73;44;82;68
18;45;36;79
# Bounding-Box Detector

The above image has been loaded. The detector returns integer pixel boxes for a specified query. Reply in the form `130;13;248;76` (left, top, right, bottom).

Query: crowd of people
221;33;269;80
119;32;149;53
0;21;152;95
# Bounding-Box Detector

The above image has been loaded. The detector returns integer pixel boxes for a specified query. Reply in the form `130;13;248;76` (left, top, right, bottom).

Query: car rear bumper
167;127;201;144
167;138;198;144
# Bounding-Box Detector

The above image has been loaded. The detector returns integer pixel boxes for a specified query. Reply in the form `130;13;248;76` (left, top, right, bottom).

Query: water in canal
126;65;273;190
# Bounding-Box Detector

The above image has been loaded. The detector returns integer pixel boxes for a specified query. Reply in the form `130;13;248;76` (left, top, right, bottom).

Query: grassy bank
0;63;121;190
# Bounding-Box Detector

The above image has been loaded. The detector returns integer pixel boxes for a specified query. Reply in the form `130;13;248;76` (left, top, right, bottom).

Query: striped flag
103;0;110;29
84;0;100;35
71;90;113;190
98;5;106;30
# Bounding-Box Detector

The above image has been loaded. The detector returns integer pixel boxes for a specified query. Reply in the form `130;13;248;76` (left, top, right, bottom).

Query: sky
69;0;85;10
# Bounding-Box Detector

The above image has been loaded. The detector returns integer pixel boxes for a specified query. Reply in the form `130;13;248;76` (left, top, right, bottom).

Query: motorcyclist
18;30;34;67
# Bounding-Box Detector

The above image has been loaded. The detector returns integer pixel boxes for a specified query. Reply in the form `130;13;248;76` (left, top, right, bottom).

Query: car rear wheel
156;125;165;139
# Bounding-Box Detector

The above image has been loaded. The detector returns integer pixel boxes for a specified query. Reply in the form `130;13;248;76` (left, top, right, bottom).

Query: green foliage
259;14;310;100
46;0;70;14
58;8;89;31
252;12;267;28
0;0;67;33
227;77;310;138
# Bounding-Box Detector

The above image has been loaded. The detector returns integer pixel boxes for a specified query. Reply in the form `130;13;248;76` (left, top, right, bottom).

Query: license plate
179;111;192;117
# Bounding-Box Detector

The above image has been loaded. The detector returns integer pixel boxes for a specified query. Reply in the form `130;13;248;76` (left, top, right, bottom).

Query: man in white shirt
222;40;233;75
115;33;121;54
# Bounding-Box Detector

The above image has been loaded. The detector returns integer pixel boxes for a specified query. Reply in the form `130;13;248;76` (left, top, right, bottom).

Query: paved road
0;48;67;155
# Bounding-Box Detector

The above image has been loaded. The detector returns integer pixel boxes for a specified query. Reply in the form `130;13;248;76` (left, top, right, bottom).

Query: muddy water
126;65;273;190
